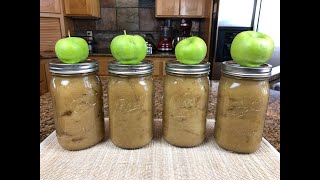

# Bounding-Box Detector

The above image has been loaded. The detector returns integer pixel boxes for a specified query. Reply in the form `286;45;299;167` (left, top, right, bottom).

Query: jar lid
222;61;272;78
166;60;210;75
108;60;154;75
49;59;98;74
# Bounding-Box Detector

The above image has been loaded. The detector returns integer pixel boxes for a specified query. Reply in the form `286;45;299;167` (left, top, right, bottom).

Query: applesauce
214;61;272;153
163;61;210;147
108;60;154;149
49;59;105;151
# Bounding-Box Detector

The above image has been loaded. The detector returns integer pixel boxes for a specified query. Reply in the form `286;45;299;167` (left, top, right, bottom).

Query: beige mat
40;119;280;180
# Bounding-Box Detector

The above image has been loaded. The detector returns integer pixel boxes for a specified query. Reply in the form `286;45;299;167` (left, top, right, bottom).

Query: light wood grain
156;0;180;17
40;0;61;13
40;17;62;52
180;0;205;17
40;119;280;180
156;0;205;18
64;0;100;18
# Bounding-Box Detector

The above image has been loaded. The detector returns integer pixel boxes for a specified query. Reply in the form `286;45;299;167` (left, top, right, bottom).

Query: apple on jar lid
110;30;147;65
230;30;274;67
174;36;207;65
55;31;89;64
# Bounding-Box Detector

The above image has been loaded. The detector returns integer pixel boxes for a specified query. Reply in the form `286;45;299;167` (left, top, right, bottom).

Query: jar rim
108;60;154;75
166;60;210;75
49;59;98;75
222;61;272;78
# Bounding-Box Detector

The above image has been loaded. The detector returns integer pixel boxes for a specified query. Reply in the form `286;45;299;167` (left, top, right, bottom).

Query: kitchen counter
40;78;280;151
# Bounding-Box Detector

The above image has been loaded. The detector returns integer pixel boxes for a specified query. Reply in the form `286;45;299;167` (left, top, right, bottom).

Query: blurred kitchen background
70;1;201;54
40;0;280;93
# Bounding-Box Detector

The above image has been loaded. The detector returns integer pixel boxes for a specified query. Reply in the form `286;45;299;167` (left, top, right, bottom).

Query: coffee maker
157;20;173;51
173;19;193;48
180;18;192;37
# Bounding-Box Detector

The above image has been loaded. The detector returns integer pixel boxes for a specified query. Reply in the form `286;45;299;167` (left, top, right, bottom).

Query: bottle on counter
108;60;154;149
163;60;210;147
49;59;105;151
214;61;272;154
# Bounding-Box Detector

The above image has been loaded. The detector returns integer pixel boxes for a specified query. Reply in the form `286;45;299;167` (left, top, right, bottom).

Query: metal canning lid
222;60;272;78
108;60;154;75
49;59;98;74
166;60;210;75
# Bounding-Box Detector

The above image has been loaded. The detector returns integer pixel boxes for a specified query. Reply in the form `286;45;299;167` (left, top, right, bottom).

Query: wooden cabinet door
64;0;100;18
156;0;180;17
97;59;109;76
40;0;61;13
40;63;46;82
40;17;62;52
152;60;162;77
89;56;114;77
180;0;204;17
40;63;48;95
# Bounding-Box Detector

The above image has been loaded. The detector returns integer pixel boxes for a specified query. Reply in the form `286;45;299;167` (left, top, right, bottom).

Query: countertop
40;78;280;151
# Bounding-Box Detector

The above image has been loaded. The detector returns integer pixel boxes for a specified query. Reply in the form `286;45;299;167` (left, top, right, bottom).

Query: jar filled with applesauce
49;59;105;151
163;60;210;147
108;60;154;149
214;61;272;154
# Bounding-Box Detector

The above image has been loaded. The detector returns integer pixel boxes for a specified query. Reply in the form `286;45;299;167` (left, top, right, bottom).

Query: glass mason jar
49;59;105;151
163;61;210;147
214;61;272;154
108;60;154;149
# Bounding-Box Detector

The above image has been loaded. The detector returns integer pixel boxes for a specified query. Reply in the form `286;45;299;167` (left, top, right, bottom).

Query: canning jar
163;61;210;147
108;60;154;149
214;61;272;153
49;59;105;151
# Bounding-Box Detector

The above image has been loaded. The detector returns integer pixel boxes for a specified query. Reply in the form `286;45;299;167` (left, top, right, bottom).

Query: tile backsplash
73;0;201;53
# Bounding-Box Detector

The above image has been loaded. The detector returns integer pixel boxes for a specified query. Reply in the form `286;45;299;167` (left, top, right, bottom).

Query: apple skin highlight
110;31;147;65
55;37;89;64
230;31;274;67
175;36;207;65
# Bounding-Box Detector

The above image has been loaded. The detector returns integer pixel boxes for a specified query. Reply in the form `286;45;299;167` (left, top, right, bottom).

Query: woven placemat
40;119;280;180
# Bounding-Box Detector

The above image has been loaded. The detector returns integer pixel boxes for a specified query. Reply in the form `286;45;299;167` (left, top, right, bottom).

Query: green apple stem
68;30;70;37
124;30;126;35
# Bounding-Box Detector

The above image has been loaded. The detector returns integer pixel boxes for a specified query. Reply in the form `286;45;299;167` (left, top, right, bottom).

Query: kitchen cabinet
156;0;205;18
64;0;100;18
40;0;61;13
40;17;62;52
40;62;49;95
40;0;74;53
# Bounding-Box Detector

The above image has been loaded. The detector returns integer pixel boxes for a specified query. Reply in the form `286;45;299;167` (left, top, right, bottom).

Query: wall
72;0;201;53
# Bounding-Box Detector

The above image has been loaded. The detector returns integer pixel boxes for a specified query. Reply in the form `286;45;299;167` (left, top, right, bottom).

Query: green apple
55;37;89;64
110;30;147;65
175;36;207;65
230;31;274;67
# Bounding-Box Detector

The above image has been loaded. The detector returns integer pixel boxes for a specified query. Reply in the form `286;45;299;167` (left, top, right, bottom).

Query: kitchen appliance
180;18;192;37
209;0;280;79
87;36;95;54
172;19;192;49
157;26;173;51
157;20;173;51
142;33;156;55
